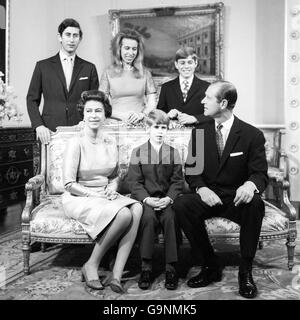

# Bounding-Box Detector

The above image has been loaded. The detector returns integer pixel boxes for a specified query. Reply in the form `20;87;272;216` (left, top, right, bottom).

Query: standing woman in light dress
99;30;157;124
62;90;143;293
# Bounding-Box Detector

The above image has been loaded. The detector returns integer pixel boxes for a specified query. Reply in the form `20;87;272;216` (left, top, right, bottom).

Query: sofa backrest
45;123;192;195
43;122;285;196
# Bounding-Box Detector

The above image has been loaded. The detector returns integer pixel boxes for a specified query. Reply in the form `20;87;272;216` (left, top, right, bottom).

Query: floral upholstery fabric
47;126;191;195
30;196;288;237
30;196;88;238
37;126;288;240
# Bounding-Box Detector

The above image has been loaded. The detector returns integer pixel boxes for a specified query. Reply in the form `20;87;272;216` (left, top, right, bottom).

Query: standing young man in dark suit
27;18;99;144
174;80;268;298
157;47;211;126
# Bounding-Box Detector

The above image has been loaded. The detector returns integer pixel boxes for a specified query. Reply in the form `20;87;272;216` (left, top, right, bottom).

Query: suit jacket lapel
160;142;172;164
217;116;241;174
185;76;199;103
173;77;184;104
206;123;220;172
68;56;83;94
51;54;68;97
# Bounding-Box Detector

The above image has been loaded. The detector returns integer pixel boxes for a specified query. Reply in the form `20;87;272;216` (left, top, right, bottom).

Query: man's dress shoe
187;267;222;288
165;270;178;290
138;270;152;290
238;271;257;298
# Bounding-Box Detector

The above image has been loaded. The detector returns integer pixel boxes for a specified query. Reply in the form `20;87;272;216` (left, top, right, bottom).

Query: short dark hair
58;18;82;38
77;90;112;119
175;47;198;62
145;109;170;127
211;80;238;110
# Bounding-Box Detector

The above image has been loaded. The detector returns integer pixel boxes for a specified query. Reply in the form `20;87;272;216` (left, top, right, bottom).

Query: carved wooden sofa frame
21;122;297;275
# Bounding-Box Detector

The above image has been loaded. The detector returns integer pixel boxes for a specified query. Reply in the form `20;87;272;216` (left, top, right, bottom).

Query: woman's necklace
123;63;133;71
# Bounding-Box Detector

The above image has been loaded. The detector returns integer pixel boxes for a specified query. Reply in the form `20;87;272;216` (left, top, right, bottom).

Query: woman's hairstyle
211;80;238;110
58;18;83;38
145;109;170;127
110;30;145;78
175;46;198;62
77;90;112;119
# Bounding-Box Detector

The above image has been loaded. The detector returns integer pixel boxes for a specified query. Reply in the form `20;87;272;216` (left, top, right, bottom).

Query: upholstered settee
21;121;297;274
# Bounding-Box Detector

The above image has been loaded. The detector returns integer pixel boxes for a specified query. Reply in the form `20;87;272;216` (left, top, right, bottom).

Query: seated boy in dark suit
128;109;184;290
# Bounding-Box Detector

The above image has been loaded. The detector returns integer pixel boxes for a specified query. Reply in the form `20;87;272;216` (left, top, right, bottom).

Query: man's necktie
216;123;224;159
64;57;73;91
182;80;189;102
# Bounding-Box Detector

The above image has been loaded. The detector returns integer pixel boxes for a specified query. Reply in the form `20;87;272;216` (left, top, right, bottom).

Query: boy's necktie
182;80;189;102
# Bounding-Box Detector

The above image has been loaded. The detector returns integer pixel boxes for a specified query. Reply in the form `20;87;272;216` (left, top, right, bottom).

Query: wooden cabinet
0;127;40;208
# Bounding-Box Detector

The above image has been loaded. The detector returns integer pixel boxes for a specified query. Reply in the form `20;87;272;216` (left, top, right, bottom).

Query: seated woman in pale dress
99;30;157;124
62;90;142;293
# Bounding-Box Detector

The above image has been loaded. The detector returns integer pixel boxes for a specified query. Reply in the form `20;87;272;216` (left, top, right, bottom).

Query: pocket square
230;152;243;157
79;76;88;80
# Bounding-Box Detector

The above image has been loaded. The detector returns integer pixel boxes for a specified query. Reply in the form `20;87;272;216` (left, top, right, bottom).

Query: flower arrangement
0;71;21;123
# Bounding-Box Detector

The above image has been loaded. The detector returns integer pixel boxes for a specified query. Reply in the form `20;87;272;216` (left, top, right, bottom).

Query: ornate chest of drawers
0;127;40;208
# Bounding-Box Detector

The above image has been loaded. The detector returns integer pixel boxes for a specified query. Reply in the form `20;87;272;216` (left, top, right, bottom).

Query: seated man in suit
174;80;268;298
27;18;99;144
157;47;211;126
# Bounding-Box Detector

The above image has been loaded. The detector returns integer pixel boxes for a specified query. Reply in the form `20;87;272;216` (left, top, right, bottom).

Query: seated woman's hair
145;109;170;127
110;29;145;78
77;90;112;119
175;46;198;63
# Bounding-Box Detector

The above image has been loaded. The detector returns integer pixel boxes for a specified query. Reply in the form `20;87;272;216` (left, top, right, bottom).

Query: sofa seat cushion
30;196;89;239
30;196;288;239
206;200;288;234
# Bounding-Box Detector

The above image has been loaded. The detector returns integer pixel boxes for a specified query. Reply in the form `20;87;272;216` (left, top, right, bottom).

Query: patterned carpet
0;223;300;300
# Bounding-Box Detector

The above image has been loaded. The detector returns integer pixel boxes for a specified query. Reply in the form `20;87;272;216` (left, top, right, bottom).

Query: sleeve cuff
143;197;150;204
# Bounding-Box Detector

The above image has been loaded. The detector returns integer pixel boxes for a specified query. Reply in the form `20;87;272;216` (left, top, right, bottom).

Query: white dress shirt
179;75;194;93
215;115;258;193
215;114;234;145
59;50;75;90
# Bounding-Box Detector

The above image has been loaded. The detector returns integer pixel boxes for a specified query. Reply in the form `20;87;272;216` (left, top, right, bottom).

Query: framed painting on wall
0;0;9;83
109;3;224;85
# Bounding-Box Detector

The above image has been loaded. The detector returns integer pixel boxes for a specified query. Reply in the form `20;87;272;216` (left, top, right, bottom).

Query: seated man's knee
249;194;264;211
173;194;189;213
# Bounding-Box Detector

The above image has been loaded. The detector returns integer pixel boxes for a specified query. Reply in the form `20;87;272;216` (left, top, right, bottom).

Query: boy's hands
144;197;161;208
154;197;172;210
145;196;172;211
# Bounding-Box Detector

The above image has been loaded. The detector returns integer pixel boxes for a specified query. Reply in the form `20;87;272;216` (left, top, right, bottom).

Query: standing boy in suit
27;18;99;144
157;47;211;126
128;109;183;290
174;80;268;298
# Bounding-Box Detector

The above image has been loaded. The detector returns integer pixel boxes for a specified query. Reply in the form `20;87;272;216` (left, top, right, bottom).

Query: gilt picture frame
0;0;10;83
109;3;224;85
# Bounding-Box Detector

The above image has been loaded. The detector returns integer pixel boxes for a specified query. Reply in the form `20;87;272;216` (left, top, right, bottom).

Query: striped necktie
216;123;224;159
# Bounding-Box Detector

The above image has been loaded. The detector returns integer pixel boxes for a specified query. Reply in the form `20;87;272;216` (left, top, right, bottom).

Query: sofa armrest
278;149;289;180
281;180;297;222
266;177;297;222
22;174;45;224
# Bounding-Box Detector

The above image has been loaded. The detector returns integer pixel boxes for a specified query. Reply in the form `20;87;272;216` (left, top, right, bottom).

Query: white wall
8;0;284;127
